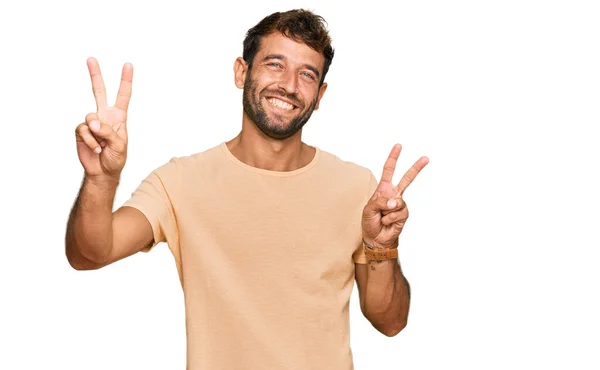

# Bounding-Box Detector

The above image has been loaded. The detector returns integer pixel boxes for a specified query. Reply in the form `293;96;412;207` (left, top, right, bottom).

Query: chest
175;177;364;284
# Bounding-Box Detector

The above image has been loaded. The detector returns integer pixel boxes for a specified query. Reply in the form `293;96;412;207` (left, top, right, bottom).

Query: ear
234;57;248;89
314;82;328;110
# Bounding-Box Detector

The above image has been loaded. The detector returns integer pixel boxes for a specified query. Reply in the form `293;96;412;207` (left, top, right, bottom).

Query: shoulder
315;148;378;193
152;143;224;177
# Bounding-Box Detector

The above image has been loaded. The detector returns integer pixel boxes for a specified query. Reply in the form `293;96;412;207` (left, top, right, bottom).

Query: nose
277;69;299;95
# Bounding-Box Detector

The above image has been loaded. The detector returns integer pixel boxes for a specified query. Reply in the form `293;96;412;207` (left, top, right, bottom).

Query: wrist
84;173;120;190
362;238;398;250
363;239;399;263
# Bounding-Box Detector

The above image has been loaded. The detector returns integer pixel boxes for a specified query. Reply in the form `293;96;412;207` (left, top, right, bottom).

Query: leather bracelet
363;239;398;263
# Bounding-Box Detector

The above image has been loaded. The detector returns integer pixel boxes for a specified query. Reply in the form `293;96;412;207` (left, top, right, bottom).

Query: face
236;33;328;140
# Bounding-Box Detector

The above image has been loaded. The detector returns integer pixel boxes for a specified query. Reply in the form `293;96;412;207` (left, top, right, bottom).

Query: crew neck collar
220;142;320;177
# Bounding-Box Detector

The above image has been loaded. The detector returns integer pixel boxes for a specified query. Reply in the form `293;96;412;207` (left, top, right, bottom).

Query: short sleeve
121;158;180;256
352;170;379;264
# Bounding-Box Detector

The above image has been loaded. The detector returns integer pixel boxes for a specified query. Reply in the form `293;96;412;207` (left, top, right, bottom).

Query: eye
301;72;316;81
267;62;283;69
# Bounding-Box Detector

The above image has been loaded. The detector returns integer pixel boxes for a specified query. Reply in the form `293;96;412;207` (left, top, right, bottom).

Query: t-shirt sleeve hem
353;257;368;264
121;201;162;253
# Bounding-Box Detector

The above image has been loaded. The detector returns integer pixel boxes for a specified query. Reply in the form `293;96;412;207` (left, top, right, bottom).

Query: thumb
88;120;121;144
364;196;398;218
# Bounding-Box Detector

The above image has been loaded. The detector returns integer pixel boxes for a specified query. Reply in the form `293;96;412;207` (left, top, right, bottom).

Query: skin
66;32;429;338
228;32;328;171
359;144;429;336
66;58;154;269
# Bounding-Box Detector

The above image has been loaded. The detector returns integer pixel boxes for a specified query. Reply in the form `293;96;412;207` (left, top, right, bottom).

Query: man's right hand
75;57;133;181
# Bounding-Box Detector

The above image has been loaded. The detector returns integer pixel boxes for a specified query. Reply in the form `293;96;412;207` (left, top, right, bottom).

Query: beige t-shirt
123;142;378;370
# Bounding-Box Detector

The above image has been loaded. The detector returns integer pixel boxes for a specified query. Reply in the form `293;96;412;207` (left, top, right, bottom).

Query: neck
226;115;316;172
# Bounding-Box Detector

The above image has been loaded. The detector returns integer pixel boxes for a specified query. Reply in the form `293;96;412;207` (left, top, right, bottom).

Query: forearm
65;175;119;268
363;255;410;336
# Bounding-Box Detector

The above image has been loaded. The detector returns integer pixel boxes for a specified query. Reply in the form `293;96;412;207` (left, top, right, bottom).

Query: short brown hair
243;9;334;85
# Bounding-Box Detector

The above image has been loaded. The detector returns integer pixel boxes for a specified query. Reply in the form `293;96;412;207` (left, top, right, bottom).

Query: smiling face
236;32;328;140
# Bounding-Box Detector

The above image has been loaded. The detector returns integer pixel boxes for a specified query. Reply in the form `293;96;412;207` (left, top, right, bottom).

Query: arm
65;175;153;270
359;143;428;336
355;247;410;337
66;57;152;270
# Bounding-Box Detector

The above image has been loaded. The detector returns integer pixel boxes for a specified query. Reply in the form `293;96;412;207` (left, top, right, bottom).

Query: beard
242;72;318;140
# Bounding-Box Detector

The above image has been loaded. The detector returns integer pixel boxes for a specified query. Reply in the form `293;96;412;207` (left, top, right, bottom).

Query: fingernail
90;120;100;131
387;199;397;208
94;147;102;154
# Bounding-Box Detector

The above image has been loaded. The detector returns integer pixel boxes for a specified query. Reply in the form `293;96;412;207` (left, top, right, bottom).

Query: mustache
261;89;304;109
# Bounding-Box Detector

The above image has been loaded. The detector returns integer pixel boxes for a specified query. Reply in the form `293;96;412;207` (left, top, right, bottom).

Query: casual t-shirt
122;142;378;370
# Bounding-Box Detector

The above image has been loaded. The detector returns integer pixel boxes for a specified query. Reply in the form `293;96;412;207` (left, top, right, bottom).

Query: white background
1;0;599;369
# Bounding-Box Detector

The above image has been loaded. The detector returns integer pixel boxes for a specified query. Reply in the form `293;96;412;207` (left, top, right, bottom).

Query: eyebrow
262;54;321;79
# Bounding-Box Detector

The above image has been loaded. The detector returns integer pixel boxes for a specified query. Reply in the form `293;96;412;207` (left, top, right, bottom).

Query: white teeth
267;98;294;110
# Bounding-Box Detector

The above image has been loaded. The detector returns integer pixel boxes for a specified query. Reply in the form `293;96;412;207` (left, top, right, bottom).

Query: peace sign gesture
75;57;133;180
362;144;429;249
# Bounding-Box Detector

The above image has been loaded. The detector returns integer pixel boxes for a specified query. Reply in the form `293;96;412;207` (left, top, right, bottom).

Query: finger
364;196;405;218
84;112;106;148
398;156;430;195
85;113;103;141
381;208;408;226
114;62;133;111
86;112;121;133
380;144;402;184
85;112;99;124
88;120;124;147
381;197;406;215
76;123;102;154
87;57;108;109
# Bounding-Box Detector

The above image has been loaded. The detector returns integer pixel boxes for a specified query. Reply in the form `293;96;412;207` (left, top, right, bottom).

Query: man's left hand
362;144;429;249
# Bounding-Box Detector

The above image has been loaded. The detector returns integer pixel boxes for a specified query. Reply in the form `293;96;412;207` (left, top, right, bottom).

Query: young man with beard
66;9;428;370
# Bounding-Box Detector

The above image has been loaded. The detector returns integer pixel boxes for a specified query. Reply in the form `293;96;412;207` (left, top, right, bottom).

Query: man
66;9;428;370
